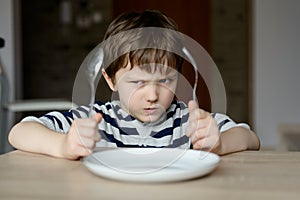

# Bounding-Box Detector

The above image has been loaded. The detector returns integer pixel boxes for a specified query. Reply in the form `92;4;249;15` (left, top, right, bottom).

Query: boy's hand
61;113;102;160
186;100;221;154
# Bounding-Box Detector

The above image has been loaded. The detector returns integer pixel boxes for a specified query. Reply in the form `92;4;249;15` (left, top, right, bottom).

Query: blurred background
1;0;300;153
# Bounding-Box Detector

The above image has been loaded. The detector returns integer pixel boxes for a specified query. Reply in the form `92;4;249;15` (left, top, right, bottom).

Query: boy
9;10;260;160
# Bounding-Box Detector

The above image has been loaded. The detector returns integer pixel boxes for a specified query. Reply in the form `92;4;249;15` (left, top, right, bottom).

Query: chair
278;123;300;151
0;37;75;153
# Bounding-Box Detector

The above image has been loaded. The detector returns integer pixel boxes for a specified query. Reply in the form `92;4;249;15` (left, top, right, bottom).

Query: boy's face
104;63;178;123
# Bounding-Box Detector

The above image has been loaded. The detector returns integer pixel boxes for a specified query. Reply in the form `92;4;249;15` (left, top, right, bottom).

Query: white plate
83;148;220;183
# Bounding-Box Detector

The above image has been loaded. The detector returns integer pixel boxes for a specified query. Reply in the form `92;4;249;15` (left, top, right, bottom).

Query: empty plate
83;148;220;183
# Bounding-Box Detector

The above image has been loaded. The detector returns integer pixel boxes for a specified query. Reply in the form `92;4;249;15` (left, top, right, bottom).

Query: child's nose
145;83;159;102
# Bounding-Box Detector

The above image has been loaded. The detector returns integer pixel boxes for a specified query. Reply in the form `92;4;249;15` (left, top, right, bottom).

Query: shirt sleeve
212;113;250;132
20;102;103;133
21;111;74;133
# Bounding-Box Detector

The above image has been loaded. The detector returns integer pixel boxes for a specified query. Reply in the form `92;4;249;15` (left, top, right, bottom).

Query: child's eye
130;80;145;85
159;79;171;84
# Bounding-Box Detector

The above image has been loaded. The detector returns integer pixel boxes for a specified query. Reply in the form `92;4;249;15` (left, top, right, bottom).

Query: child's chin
141;117;156;123
141;115;163;123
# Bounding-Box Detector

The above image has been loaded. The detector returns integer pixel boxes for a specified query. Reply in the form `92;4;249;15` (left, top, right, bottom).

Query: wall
0;0;21;153
211;0;249;123
253;0;300;149
22;0;112;106
0;0;17;101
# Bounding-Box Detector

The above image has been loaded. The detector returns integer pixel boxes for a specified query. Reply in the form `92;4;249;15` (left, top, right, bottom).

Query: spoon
182;47;199;149
182;47;198;102
86;47;104;117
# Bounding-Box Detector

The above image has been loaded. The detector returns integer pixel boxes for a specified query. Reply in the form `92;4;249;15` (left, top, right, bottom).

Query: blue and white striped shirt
22;100;249;149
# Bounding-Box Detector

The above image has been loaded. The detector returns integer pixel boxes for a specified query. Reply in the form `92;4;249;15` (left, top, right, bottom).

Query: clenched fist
186;101;221;154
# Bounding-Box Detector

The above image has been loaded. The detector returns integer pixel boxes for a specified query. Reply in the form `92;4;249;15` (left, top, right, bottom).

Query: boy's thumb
188;100;199;112
93;113;102;123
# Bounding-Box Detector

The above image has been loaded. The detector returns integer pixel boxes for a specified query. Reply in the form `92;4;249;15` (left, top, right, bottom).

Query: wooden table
1;150;300;200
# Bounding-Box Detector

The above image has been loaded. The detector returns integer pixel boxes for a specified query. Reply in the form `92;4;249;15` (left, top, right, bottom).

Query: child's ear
102;69;117;91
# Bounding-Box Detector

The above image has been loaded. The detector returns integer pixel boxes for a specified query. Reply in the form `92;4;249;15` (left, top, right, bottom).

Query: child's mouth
144;108;157;115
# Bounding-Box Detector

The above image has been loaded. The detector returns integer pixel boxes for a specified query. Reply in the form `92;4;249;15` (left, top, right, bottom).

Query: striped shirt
22;100;249;149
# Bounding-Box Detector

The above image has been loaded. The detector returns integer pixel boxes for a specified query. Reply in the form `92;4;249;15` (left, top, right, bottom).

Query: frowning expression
107;63;178;123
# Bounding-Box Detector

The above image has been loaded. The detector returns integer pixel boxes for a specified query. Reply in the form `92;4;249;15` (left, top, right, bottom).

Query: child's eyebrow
125;75;151;81
123;74;146;81
126;72;178;81
167;72;179;77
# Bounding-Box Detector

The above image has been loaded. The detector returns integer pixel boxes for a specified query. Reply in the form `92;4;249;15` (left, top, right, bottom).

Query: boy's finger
188;104;208;121
93;113;102;123
188;100;199;112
